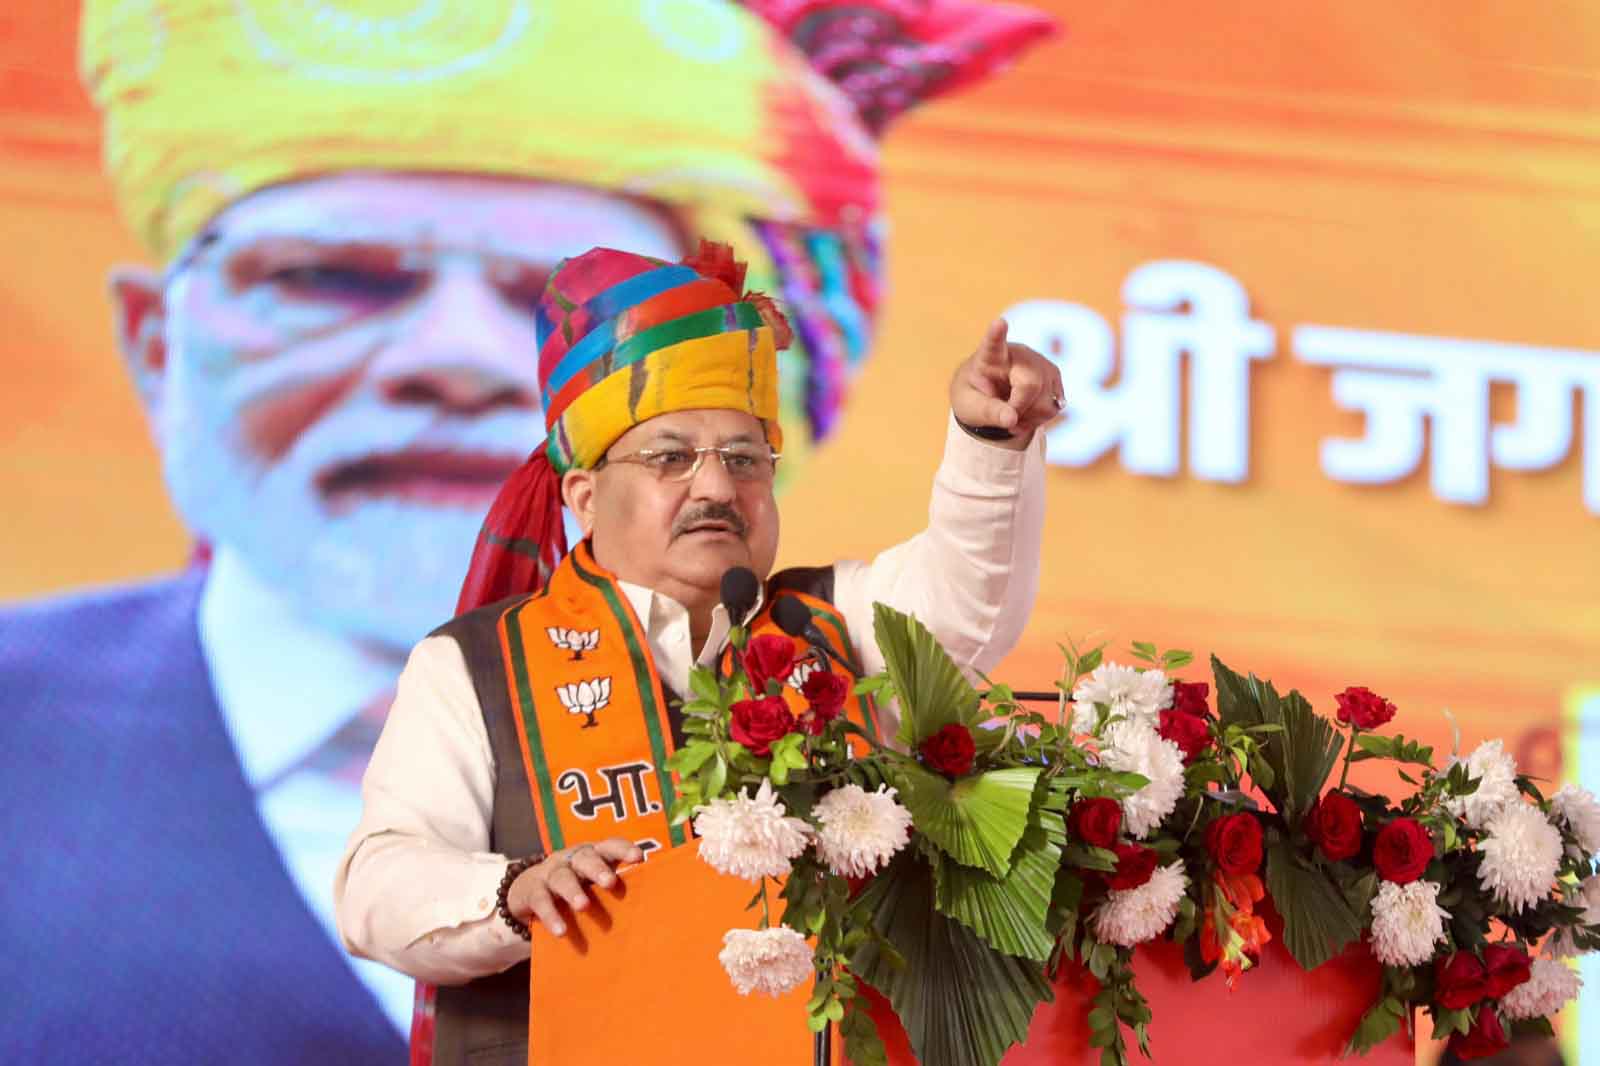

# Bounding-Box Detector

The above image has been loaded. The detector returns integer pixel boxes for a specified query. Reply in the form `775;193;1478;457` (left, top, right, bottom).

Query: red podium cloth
530;844;1413;1065
865;914;1415;1065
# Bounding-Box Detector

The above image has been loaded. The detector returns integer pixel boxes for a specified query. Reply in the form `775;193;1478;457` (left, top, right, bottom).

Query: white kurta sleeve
334;635;531;985
831;414;1048;735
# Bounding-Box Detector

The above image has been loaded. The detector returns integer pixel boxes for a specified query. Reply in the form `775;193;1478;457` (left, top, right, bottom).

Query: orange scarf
494;541;880;858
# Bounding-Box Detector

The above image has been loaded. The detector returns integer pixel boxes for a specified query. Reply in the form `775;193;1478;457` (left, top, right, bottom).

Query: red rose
1172;681;1211;718
1158;707;1212;764
1305;791;1365;862
1107;843;1159;890
1447;1005;1509;1061
800;671;849;719
1482;944;1532;999
919;723;976;777
729;695;797;756
1205;812;1264;876
1434;952;1489;1010
743;634;797;693
1334;686;1397;731
1372;818;1434;885
1069;798;1123;849
796;671;849;737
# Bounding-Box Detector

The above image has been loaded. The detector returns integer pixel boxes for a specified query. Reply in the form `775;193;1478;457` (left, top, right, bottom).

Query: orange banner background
4;2;1598;1061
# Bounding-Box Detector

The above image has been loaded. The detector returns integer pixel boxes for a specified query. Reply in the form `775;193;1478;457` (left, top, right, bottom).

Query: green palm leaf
1265;839;1365;971
873;603;982;749
852;850;1054;1066
894;763;1041;879
1212;656;1342;825
933;805;1065;961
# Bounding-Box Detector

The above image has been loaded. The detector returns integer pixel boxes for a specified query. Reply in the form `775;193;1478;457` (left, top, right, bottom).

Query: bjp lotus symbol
556;678;611;729
547;627;600;660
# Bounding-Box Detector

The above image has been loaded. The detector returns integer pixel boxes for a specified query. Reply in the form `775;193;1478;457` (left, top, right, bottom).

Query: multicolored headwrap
80;0;1054;463
455;241;791;612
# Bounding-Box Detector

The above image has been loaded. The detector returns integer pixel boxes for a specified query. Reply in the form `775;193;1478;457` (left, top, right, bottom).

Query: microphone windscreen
719;566;760;623
771;595;813;639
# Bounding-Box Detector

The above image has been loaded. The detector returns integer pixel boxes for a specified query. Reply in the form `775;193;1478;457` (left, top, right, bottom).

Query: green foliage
1076;938;1151;1066
840;998;889;1066
1344;995;1406;1056
1429;1006;1473;1040
1062;843;1119;873
933;807;1065;961
852;850;1054;1066
766;732;809;786
1349;733;1435;767
1212;657;1342;825
1264;838;1365;971
873;603;982;749
893;763;1041;879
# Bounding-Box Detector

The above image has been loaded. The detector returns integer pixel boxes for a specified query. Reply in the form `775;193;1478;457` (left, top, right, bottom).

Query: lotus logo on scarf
556;678;612;729
788;656;824;690
546;627;601;660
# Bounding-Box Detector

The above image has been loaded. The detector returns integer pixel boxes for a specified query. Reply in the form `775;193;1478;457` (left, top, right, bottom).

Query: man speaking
336;240;1060;1062
1;1;1051;1060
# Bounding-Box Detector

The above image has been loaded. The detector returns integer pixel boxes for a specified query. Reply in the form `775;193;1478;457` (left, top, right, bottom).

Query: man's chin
213;495;488;652
669;532;755;579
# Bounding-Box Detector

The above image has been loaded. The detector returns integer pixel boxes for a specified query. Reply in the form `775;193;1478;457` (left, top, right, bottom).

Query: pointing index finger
974;318;1011;372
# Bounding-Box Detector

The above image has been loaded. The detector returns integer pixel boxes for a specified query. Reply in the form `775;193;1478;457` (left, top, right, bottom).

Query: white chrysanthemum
1100;719;1186;839
694;780;811;881
1071;663;1173;729
1444;739;1520;829
718;927;815;997
1477;803;1563;913
1089;860;1189;947
1552;784;1600;857
1501;957;1582;1020
1549;875;1600;958
812;783;914;878
1369;879;1450;967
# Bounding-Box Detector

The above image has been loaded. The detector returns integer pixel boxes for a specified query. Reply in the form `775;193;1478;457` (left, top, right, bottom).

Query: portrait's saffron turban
81;0;1054;449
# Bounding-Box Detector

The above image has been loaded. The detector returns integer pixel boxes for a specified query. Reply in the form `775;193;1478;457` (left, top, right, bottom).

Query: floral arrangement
665;605;1600;1066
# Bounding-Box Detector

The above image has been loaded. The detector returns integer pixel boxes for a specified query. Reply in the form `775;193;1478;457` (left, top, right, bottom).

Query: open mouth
318;449;523;511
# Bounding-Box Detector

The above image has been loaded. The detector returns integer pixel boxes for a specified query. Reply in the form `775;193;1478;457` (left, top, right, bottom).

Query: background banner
3;2;1596;1062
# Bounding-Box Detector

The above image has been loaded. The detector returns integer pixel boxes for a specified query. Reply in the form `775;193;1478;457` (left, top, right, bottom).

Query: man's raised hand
948;318;1065;450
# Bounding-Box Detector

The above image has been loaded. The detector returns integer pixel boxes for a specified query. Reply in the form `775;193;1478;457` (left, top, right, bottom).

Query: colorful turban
80;0;1054;461
537;243;787;474
456;240;791;610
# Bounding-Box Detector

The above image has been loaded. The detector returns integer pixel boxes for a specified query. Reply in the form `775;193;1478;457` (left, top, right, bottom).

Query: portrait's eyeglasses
599;444;781;483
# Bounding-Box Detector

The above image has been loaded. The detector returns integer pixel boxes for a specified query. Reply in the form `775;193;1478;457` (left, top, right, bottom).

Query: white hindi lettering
1293;326;1600;513
1005;259;1600;516
1005;261;1275;483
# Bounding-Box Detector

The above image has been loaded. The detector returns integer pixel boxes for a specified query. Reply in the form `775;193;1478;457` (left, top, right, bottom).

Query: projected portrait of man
0;0;1052;1061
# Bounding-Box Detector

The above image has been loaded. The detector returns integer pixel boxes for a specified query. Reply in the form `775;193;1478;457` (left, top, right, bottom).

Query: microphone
772;596;859;679
717;567;761;682
720;566;760;629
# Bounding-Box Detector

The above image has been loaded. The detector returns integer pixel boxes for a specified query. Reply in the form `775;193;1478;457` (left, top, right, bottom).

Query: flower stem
760;877;771;929
1338;728;1358;792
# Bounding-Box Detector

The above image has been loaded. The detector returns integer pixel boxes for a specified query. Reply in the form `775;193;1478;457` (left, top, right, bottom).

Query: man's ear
108;266;168;429
561;468;598;539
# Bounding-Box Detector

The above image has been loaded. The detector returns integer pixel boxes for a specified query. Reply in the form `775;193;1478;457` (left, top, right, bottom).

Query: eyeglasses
599;443;781;483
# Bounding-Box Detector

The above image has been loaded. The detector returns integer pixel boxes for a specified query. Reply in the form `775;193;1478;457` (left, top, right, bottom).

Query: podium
531;847;1414;1065
864;906;1415;1065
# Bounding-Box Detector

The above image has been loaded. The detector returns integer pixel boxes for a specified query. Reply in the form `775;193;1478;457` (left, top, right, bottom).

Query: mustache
671;503;748;539
269;404;537;491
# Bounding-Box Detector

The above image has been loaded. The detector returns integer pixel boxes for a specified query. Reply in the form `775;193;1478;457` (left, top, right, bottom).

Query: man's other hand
507;838;644;937
948;318;1064;450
